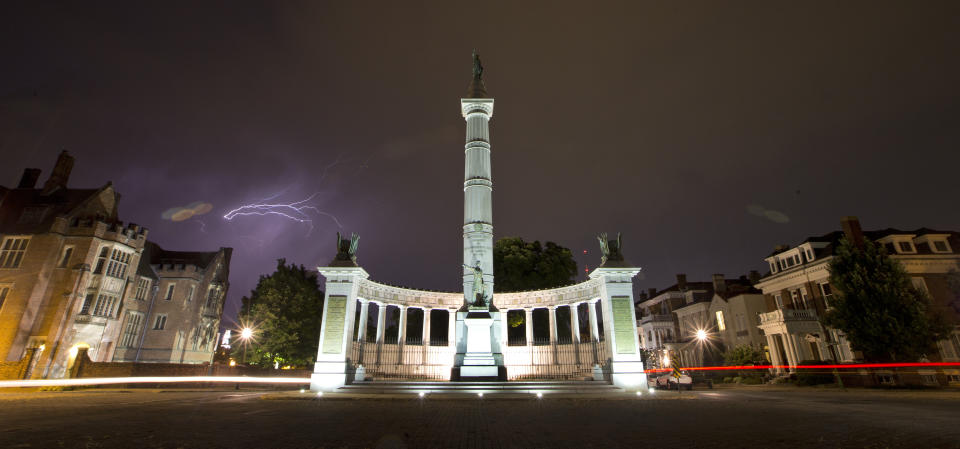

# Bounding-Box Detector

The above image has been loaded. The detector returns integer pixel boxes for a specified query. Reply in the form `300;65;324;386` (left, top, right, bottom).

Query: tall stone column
422;308;432;346
397;305;408;345
523;308;534;346
570;304;581;344
766;334;781;374
375;302;386;344
548;306;558;344
447;309;456;347
587;299;600;342
356;299;369;343
461;59;495;304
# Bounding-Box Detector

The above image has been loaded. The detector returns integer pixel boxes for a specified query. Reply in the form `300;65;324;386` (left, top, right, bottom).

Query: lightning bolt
222;156;346;235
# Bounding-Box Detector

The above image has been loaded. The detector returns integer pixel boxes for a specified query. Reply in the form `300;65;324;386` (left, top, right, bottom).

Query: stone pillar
548;306;558;344
765;334;781;374
587;299;600;342
357;299;369;343
312;266;368;392
570;304;581;344
524;308;534;346
422;308;432;346
447;309;456;347
397;305;408;345
375;302;386;344
589;266;645;390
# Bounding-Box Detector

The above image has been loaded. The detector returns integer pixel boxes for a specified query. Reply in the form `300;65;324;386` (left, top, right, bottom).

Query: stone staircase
337;380;622;395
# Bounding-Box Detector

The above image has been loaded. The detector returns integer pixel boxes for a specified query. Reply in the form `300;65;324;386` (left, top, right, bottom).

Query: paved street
0;386;958;448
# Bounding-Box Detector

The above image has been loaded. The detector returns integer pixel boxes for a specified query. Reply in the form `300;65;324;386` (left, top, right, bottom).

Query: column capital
358;298;369;305
524;307;534;312
546;305;558;311
588;298;600;304
397;304;408;310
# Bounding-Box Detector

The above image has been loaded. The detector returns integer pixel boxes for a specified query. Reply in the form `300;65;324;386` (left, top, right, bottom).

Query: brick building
0;152;232;378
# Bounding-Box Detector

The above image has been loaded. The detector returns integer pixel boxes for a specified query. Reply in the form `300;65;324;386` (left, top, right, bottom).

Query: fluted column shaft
570;303;581;344
588;299;600;342
375;302;386;344
548;306;558;344
397;305;408;345
525;308;534;346
422;308;432;346
447;309;456;347
357;299;369;343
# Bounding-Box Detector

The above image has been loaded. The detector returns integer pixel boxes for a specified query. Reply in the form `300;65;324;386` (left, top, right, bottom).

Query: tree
822;237;951;362
237;259;324;368
493;237;577;292
494;237;577;340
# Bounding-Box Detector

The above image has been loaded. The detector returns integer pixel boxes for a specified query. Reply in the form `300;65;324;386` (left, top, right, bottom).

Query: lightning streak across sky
221;156;345;235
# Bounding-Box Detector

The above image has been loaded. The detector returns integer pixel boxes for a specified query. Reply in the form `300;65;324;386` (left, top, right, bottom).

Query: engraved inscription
322;296;347;354
612;296;636;354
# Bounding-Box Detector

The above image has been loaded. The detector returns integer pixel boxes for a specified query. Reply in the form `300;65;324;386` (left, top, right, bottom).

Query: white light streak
0;376;311;389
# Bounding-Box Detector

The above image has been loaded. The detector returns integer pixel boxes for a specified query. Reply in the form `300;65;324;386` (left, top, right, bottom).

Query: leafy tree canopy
493;237;577;293
237;259;324;368
822;238;951;362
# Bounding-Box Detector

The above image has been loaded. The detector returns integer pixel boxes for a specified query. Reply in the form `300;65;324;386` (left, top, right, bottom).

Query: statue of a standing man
464;262;486;307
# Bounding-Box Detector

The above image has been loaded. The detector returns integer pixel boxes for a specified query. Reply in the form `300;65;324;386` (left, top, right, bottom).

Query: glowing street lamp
240;327;253;364
696;329;708;342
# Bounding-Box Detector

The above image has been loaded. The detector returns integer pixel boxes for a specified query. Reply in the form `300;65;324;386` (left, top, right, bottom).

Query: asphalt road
0;387;958;448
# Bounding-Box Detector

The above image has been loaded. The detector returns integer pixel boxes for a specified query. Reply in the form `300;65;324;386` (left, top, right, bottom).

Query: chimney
17;168;42;189
774;244;789;253
712;274;726;294
841;216;865;248
676;273;687;291
647;287;657;299
42;150;74;195
748;270;761;284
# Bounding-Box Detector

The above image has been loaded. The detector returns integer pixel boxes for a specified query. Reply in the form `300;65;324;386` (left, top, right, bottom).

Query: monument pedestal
458;310;500;378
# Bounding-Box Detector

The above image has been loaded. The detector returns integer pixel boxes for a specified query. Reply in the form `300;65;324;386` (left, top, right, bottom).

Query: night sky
3;2;960;325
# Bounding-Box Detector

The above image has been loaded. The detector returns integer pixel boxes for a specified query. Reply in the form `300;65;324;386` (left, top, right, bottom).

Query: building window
58;247;74;268
91;294;118;318
187;285;195;302
94;247;108;274
165;283;175;300
775;294;784;309
911;277;929;294
134;278;151;300
153;314;167;330
120;312;144;347
805;249;814;261
897;241;915;253
794;254;801;265
105;248;131;278
933;240;949;252
769;262;777;274
79;294;94;315
715;311;726;331
0;237;29;269
0;286;9;311
800;288;811;309
205;287;219;309
790;290;800;308
820;283;833;308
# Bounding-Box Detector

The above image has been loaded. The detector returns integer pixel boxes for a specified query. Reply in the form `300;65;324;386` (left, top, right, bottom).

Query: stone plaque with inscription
322;295;347;354
611;296;636;354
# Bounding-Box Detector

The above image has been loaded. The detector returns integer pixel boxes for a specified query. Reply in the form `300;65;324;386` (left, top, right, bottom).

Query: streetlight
696;329;707;342
240;327;253;364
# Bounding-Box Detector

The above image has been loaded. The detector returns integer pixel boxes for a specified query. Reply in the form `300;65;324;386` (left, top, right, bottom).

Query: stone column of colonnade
524;309;534;345
357;299;370;343
447;310;456;347
397;305;408;345
375;302;387;344
587;299;600;342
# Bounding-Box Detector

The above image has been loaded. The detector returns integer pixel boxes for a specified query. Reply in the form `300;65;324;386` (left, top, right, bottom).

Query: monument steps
338;380;622;395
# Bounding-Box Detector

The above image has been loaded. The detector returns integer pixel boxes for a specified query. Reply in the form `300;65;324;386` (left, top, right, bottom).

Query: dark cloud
2;1;959;324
